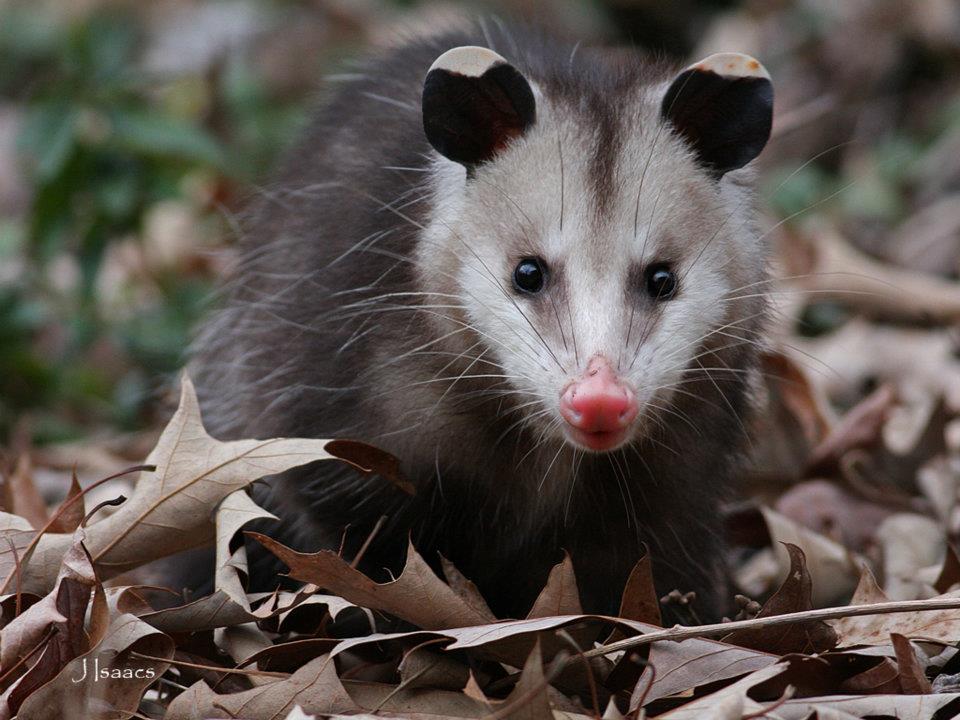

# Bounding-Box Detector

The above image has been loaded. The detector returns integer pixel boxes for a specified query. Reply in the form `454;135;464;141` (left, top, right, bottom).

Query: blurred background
0;0;958;457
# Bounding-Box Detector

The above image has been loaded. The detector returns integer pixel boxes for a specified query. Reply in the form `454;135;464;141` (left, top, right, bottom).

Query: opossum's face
421;47;772;453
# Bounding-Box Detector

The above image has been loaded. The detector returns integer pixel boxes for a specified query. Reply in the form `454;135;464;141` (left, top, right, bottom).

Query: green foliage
0;4;304;442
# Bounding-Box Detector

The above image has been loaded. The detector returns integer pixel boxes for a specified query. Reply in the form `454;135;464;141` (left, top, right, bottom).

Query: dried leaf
723;543;838;654
774;692;960;719
136;590;257;634
0;528;96;688
215;622;273;671
284;707;316;720
324;439;413;495
840;655;900;694
0;514;35;592
15;613;173;719
345;680;495;716
876;513;945;600
526;553;582;619
11;376;340;594
215;489;276;610
439;555;496;623
398;642;469;692
499;639;553;720
634;638;777;706
251;533;490;630
749;351;832;484
806;384;896;474
617;552;661;627
47;470;83;535
830;567;960;646
934;544;960;594
760;507;862;606
3;457;47;530
656;663;786;718
774;480;892;554
891;633;933;694
790;228;960;323
164;654;358;719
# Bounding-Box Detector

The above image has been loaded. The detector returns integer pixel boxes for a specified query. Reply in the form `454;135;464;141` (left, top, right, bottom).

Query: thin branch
583;596;960;659
129;652;288;679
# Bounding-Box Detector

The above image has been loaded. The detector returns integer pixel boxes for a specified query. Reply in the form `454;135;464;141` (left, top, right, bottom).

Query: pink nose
560;357;638;433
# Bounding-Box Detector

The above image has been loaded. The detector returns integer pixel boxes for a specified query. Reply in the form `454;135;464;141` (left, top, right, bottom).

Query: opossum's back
190;34;486;440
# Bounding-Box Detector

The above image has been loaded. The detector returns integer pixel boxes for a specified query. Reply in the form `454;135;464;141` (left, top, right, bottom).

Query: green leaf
109;110;226;169
19;100;77;182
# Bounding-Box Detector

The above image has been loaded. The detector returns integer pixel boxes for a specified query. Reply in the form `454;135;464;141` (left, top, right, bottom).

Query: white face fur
418;47;772;453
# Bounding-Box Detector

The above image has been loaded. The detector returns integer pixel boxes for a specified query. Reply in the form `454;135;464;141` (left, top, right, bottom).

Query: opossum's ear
661;53;773;178
422;46;536;168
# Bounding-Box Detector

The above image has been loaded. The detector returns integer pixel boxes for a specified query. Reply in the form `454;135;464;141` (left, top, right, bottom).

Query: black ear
661;53;773;178
422;46;536;168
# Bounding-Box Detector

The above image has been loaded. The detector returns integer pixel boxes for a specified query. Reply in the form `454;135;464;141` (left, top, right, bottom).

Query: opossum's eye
645;264;677;300
513;257;546;294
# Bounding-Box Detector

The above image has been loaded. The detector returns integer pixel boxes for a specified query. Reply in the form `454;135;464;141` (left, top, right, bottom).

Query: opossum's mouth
563;425;632;453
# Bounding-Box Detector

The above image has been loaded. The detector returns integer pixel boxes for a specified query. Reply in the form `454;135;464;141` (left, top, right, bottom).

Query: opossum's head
419;46;773;453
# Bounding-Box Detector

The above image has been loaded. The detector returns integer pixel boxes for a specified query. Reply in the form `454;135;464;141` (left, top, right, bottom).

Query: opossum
191;22;774;620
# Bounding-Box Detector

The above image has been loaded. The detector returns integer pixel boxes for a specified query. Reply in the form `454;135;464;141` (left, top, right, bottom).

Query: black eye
513;257;546;294
645;263;677;300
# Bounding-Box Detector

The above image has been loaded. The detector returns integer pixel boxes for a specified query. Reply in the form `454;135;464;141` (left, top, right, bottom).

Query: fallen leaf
324;439;414;495
655;662;786;718
840;655;900;694
633;638;777;706
787;228;960;324
774;692;960;719
0;514;37;599
806;384;896;474
164;654;358;719
2;457;47;530
774;479;892;553
275;590;368;633
527;553;582;619
284;707;316;720
135;589;261;634
934;544;960;593
215;622;273;676
616;552;662;627
344;680;495;716
723;543;838;654
9;375;342;595
748;352;833;484
891;632;933;694
251;533;491;630
876;513;945;599
498;639;554;720
918;456;959;527
0;527;97;715
215;490;277;612
15;613;173;720
830;567;960;646
759;507;863;606
397;641;469;692
46;471;84;535
440;555;496;623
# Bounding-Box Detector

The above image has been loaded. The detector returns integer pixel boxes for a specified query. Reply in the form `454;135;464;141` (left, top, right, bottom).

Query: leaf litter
4;3;960;717
0;365;958;718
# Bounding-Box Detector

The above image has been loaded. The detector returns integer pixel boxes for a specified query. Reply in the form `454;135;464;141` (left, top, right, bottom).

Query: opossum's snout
559;356;638;452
